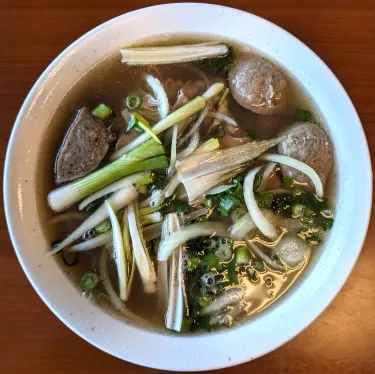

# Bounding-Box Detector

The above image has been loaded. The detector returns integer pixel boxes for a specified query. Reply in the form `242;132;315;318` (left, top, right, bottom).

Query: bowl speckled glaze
4;3;372;371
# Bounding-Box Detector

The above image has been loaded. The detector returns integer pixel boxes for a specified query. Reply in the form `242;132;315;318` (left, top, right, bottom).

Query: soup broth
38;37;336;333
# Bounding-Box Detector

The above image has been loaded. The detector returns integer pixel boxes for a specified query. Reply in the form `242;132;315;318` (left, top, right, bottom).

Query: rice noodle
259;154;324;197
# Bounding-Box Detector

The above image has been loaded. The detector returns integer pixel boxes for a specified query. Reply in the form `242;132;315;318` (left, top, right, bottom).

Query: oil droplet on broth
240;257;308;318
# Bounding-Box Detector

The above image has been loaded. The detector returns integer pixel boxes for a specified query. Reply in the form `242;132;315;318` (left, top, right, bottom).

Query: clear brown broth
36;37;336;333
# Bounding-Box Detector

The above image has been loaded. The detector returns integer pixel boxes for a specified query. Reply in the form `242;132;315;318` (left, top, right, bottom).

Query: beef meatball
229;56;287;115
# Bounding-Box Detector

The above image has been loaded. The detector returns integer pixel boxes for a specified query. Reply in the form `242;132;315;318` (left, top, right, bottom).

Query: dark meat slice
55;107;112;184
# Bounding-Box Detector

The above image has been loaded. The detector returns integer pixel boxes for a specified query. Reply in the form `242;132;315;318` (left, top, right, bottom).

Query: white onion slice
244;167;278;240
205;184;234;195
229;213;256;240
259;154;324;197
165;214;184;332
66;231;112;252
207;111;238;127
158;222;229;261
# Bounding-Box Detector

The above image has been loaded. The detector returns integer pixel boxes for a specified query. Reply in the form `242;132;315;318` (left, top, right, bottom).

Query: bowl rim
4;3;373;371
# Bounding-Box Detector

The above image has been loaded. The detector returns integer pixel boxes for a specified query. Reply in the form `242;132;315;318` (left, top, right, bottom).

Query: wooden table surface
1;1;375;373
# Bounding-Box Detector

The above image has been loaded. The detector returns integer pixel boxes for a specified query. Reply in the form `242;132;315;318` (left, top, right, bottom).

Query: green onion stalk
48;138;167;212
110;82;224;160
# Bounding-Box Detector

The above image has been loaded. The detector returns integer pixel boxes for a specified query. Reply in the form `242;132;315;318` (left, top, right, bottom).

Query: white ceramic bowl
4;3;372;371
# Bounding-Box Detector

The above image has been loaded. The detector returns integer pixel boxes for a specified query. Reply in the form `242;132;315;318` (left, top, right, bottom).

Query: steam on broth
38;38;335;333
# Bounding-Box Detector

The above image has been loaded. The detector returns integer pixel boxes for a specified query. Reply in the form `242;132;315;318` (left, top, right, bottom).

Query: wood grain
1;1;374;373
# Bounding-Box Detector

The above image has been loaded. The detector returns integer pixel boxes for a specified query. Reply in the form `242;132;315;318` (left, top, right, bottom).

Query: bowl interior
4;3;372;371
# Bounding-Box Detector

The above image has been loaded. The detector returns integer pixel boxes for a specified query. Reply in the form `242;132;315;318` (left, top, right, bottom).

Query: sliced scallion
296;109;311;121
91;104;113;119
218;88;230;107
126;95;143;110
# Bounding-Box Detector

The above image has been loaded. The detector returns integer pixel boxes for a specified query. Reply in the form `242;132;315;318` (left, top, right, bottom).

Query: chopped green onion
80;272;99;292
138;184;148;194
138;205;163;216
203;238;217;251
203;253;220;269
300;216;313;224
187;257;200;271
95;219;111;233
298;228;321;244
195;138;220;154
282;176;294;188
127;113;162;144
207;45;234;73
296;109;311;121
292;187;305;197
248;128;259;141
126;95;143;110
197;296;212;308
230;207;246;223
175;203;192;214
218;88;230;107
235;247;250;265
112;95;207;159
253;174;263;192
215;244;232;261
204;198;213;209
218;195;241;216
257;192;273;209
227;256;238;285
320;217;334;231
233;175;244;186
304;206;315;217
91;104;113;119
291;204;306;218
181;317;193;332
